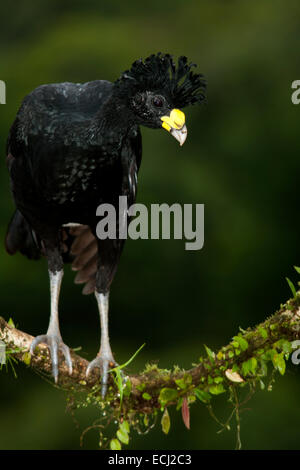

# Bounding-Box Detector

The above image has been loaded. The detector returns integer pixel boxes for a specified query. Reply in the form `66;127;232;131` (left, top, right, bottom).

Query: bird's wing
6;80;113;161
121;127;142;205
69;129;142;295
6;80;114;208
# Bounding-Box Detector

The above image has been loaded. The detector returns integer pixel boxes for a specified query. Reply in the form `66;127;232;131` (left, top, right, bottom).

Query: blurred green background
1;0;300;450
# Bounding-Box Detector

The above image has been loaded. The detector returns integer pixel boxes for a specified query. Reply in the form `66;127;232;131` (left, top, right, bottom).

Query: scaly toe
30;334;73;382
86;355;118;398
60;343;73;375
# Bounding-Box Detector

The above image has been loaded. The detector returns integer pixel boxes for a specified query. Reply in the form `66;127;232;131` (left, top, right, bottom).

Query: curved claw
30;334;73;382
86;355;118;398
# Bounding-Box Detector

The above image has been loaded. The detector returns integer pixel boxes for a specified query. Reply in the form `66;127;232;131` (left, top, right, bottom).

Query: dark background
1;0;300;449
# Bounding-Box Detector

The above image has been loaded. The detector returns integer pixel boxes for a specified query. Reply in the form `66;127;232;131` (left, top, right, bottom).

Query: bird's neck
95;93;136;140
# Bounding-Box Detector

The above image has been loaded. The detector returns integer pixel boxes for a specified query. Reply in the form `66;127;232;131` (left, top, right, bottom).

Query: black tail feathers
5;210;41;260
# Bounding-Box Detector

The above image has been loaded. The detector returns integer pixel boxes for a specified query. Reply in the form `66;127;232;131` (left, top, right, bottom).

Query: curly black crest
115;52;206;108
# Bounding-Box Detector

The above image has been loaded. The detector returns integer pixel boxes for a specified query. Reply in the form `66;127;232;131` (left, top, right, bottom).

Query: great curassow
5;53;206;395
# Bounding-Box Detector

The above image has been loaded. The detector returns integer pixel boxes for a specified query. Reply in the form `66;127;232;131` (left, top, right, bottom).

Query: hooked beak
160;109;187;146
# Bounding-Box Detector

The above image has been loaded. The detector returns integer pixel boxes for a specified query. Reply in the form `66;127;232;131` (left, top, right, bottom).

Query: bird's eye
152;96;163;107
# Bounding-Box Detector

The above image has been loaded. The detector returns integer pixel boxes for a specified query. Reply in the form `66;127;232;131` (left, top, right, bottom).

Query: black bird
5;53;206;395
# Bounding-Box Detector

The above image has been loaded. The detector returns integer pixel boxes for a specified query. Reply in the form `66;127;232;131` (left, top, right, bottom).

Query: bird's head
114;53;206;146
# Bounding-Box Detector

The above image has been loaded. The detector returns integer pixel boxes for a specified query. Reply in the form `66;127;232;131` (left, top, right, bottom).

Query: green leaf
213;376;224;384
208;384;225;395
117;428;129;445
142;392;152;401
204;345;215;362
110;438;121;450
262;349;277;364
242;357;257;376
120;420;130;434
194;389;211;403
143;415;149;427
110;344;146;406
175;374;192;390
159;388;178;406
175;378;186;389
249;357;257;373
294;266;300;274
136;383;146;392
286;277;296;298
110;343;146;372
258;327;268;339
274;339;292;354
260;360;268;376
123;379;132;397
161;408;171;434
272;352;286;375
22;352;31;366
232;335;249;351
113;368;124;405
176;396;183;411
7;318;15;328
259;380;265;390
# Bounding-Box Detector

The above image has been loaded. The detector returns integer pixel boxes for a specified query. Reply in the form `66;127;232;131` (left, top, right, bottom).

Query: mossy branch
1;292;300;417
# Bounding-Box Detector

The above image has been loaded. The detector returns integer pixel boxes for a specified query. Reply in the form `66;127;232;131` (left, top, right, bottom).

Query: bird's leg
86;291;117;397
86;236;125;396
30;247;72;382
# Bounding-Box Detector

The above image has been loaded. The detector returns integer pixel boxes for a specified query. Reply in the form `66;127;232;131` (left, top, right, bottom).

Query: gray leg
86;291;117;397
30;270;73;382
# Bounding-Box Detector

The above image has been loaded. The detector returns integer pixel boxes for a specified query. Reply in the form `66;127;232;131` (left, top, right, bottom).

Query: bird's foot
30;334;73;383
86;352;118;397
